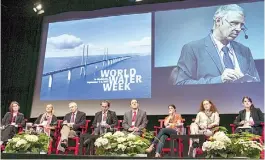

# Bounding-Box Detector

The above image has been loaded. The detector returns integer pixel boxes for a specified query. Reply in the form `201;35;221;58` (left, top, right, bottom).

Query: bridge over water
42;45;131;88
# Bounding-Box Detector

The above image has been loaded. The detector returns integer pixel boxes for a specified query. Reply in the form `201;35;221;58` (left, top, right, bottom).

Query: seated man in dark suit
171;4;260;85
122;99;148;135
57;102;86;152
78;100;118;155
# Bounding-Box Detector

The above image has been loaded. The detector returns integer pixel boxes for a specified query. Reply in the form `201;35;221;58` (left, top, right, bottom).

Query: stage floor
1;153;213;159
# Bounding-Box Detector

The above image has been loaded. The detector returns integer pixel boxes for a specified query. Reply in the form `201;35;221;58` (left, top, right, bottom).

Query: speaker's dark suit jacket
122;109;148;135
174;35;260;85
1;112;25;142
63;111;86;131
79;110;118;154
92;110;118;128
234;107;264;135
2;112;25;126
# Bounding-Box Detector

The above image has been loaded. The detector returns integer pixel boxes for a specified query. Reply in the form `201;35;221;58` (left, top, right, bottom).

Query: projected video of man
169;4;260;85
170;4;260;85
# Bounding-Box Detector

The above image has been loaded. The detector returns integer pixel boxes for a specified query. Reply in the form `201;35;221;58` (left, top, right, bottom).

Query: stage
1;153;221;159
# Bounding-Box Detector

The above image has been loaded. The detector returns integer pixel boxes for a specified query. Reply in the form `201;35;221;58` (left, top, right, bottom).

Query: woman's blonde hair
9;101;20;112
46;104;55;114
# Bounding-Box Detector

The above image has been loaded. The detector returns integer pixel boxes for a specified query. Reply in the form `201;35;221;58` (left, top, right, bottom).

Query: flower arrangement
226;132;263;159
202;131;232;158
203;130;263;158
94;131;151;156
4;132;50;153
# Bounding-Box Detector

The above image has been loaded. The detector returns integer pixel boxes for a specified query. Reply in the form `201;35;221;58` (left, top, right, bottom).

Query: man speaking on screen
172;4;260;85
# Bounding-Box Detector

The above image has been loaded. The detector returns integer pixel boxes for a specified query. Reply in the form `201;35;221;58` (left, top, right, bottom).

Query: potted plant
4;132;50;153
94;131;151;156
227;132;263;159
202;131;232;158
202;130;263;158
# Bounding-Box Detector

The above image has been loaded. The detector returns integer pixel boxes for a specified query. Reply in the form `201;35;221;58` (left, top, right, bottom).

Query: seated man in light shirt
57;102;86;152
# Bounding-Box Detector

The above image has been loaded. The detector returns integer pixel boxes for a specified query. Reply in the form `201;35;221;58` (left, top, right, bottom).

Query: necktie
132;111;137;122
70;113;75;123
131;111;137;127
103;113;107;121
222;46;234;69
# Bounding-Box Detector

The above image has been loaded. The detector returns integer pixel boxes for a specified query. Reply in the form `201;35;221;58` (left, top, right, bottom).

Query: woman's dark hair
242;96;255;108
168;104;176;109
9;101;20;123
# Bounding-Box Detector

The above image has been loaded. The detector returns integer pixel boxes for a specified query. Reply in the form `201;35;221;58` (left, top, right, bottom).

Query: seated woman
188;99;220;157
234;96;264;135
1;101;25;145
146;104;183;157
34;104;57;138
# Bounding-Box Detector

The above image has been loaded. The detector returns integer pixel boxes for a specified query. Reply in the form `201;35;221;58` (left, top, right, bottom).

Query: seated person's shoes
192;141;199;148
145;146;154;153
188;146;197;158
1;141;8;146
61;140;68;148
155;153;161;158
188;146;193;157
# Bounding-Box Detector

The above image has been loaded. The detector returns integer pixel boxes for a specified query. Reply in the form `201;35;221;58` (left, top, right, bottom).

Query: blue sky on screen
45;13;151;57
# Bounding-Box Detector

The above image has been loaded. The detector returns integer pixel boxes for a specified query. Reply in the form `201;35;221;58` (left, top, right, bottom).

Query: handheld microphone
242;29;248;39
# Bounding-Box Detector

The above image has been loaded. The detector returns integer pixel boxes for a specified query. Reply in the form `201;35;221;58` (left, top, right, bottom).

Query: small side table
170;134;205;158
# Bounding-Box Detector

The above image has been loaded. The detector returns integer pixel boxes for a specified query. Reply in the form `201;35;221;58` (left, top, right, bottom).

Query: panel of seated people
1;97;264;158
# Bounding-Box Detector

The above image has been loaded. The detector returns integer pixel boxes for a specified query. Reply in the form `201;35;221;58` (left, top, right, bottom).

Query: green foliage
4;132;50;153
204;129;263;159
226;132;263;158
141;129;155;141
212;126;228;133
227;132;261;140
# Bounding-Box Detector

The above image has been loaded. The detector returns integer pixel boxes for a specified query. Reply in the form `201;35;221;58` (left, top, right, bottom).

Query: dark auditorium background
1;0;261;133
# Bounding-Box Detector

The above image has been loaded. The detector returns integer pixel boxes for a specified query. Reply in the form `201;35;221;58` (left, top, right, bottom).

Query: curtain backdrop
1;14;43;118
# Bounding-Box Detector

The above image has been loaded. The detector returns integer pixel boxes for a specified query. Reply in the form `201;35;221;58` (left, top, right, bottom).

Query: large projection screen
31;0;264;117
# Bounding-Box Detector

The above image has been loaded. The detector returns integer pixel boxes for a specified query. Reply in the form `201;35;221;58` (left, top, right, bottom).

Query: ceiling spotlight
33;2;44;15
36;4;42;10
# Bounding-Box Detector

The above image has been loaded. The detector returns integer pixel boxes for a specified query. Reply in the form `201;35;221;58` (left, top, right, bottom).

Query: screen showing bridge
31;0;264;117
41;13;151;100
